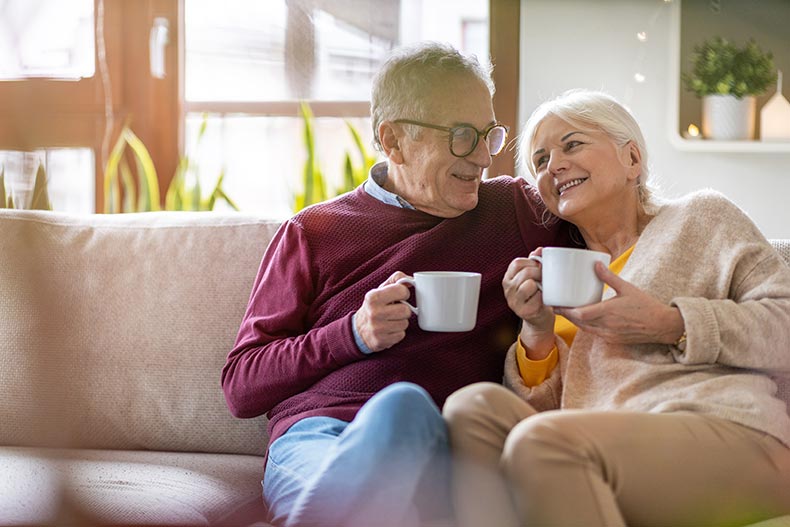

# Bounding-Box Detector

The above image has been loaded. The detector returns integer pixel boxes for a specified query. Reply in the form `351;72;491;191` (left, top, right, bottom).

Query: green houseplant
683;37;776;98
104;118;238;213
683;37;776;140
293;102;378;212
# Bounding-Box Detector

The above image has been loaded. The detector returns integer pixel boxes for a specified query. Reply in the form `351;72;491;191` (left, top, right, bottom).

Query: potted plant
683;36;776;140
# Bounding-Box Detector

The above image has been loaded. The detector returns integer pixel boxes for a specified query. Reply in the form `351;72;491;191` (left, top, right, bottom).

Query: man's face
391;75;497;218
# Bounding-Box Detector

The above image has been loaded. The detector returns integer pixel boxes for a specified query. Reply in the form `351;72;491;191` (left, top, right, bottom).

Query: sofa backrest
772;240;790;265
0;210;282;456
769;240;790;407
1;211;788;455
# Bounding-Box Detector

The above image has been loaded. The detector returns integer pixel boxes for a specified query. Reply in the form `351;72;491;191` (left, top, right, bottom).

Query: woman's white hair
370;41;494;152
518;89;661;216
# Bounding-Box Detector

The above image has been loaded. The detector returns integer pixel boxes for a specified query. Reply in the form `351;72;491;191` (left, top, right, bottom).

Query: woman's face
530;114;641;226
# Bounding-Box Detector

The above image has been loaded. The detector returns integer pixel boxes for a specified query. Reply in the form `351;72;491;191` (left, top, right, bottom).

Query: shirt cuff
516;337;559;387
351;312;374;355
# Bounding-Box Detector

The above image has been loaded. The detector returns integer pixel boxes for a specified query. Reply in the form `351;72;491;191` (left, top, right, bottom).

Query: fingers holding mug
395;275;418;315
355;273;414;352
503;255;545;320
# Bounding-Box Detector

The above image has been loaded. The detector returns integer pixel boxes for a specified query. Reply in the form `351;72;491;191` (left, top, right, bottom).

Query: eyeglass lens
451;126;507;157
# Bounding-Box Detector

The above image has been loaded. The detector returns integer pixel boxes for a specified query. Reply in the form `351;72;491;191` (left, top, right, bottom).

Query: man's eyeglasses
394;119;509;158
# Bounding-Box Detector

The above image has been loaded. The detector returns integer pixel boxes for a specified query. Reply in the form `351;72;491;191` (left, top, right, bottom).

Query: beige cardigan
504;190;790;445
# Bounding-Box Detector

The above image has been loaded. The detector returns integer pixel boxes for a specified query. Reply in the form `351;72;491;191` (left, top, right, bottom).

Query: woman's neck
578;209;651;260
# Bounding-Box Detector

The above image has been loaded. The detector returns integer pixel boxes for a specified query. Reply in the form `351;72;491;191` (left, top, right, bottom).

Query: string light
687;124;700;138
625;0;673;103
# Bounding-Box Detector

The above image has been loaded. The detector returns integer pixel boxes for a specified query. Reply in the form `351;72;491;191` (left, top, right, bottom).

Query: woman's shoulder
651;189;764;247
660;188;750;224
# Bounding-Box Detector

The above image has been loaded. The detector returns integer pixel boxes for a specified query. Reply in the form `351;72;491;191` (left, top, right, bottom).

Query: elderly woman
443;89;790;527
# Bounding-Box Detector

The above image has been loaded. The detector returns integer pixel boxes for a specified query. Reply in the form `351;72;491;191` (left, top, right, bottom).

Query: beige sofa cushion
0;210;281;456
0;446;267;526
772;239;790;265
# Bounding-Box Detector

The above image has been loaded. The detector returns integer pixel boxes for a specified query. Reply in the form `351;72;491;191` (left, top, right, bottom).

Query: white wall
518;0;790;238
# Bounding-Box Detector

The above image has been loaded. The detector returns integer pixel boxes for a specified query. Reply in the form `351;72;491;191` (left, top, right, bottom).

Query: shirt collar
364;161;415;210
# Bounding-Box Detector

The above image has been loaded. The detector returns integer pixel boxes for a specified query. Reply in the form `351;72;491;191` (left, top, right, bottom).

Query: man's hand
354;272;414;352
554;262;685;345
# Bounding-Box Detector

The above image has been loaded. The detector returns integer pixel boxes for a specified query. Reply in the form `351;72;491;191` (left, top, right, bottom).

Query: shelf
668;1;790;155
669;133;790;153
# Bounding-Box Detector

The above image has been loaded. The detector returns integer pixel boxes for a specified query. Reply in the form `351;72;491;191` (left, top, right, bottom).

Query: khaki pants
443;382;790;527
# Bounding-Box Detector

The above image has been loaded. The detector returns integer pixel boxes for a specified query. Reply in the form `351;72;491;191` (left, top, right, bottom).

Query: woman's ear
379;121;405;164
623;140;642;181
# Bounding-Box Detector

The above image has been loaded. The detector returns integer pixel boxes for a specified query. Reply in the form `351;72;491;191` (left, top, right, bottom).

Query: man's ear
379;121;405;165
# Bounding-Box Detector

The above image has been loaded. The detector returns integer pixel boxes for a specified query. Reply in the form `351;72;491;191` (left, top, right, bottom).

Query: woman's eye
534;155;549;168
565;140;583;151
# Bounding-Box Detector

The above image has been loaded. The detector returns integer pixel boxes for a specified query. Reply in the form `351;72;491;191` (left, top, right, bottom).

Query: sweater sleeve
503;335;565;411
668;197;790;374
221;220;365;418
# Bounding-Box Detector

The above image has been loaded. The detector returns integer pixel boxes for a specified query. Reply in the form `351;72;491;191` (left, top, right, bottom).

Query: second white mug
528;247;611;307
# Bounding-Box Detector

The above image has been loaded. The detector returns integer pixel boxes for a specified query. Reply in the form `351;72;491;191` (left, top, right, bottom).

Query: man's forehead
421;79;494;125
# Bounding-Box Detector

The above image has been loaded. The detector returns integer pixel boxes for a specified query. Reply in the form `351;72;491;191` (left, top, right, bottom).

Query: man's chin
454;196;480;215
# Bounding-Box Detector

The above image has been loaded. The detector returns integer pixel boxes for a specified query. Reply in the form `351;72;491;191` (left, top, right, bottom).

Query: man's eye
453;127;476;141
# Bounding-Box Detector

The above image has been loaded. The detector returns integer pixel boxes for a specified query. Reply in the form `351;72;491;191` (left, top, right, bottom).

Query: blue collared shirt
363;161;415;210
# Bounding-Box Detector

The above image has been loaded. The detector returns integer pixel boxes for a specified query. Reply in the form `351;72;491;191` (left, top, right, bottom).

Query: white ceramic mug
396;271;482;332
528;247;611;307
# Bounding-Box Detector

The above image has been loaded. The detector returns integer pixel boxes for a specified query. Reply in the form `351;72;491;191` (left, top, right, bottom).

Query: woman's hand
554;262;685;345
503;251;556;356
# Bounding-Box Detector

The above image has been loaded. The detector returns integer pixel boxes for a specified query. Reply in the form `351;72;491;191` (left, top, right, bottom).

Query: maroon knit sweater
222;176;575;446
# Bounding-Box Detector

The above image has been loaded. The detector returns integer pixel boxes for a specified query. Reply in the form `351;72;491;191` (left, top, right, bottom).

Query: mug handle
395;276;419;315
527;255;543;291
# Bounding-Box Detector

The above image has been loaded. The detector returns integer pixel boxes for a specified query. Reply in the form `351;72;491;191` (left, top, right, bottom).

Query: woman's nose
546;149;568;173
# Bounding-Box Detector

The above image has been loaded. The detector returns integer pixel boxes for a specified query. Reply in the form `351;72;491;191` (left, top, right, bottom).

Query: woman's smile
557;177;588;195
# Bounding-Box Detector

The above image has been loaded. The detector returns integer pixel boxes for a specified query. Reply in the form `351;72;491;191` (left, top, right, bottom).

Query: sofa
1;208;790;527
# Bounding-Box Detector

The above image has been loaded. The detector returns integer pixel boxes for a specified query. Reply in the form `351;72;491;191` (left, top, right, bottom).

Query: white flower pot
702;95;756;140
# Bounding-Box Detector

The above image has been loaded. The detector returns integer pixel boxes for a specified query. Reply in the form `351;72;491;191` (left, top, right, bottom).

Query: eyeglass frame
393;119;510;158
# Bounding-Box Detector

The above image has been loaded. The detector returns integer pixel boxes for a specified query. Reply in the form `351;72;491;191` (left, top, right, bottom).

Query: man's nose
465;137;492;168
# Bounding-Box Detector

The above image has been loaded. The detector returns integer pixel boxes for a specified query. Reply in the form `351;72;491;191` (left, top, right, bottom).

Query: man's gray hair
370;42;494;152
518;89;661;215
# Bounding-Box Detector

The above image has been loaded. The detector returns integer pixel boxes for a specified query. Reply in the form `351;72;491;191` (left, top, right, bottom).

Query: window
0;1;177;214
0;148;94;212
184;0;490;217
0;0;97;213
2;2;504;214
0;0;95;80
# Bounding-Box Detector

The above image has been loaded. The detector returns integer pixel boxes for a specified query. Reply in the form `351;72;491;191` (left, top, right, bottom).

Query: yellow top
517;245;635;386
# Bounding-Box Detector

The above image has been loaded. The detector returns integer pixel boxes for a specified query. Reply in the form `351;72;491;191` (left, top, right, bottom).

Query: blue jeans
262;382;452;527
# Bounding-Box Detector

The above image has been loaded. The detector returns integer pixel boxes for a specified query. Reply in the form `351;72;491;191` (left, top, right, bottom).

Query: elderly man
221;42;574;527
